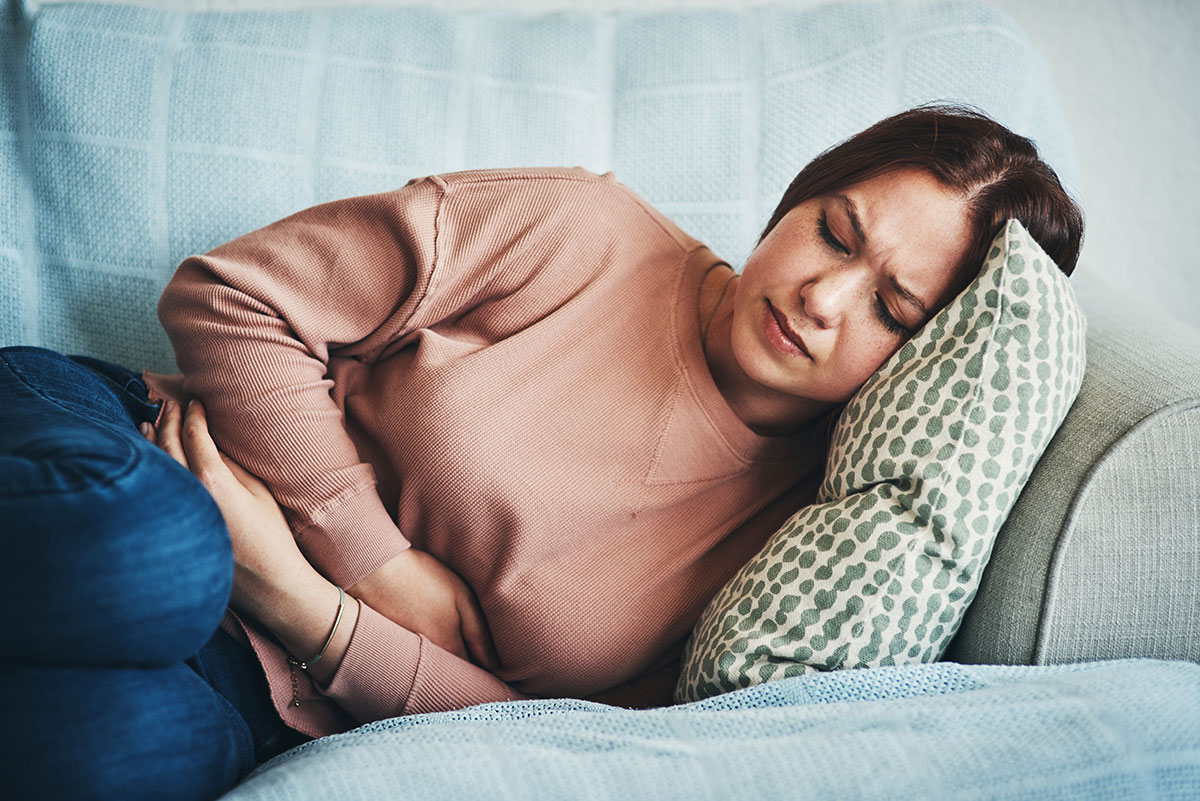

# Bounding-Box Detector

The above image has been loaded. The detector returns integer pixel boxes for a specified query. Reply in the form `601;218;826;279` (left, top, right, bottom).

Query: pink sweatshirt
150;167;825;738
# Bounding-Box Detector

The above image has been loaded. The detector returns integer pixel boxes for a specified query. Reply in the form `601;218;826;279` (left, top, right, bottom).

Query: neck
699;268;835;436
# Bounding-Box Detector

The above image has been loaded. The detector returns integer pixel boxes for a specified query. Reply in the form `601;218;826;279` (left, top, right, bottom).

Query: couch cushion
0;0;1076;370
677;219;1087;702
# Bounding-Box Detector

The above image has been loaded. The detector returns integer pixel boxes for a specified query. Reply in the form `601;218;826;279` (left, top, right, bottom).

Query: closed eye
820;211;909;335
816;212;849;256
874;294;909;336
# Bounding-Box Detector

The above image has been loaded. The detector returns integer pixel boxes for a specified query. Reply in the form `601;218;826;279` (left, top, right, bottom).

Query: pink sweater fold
153;167;824;738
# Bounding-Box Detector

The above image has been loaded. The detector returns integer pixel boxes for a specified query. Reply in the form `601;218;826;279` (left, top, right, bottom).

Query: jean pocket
67;353;163;424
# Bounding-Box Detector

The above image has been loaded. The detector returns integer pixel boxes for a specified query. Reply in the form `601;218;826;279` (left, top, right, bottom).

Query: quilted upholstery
0;0;1075;372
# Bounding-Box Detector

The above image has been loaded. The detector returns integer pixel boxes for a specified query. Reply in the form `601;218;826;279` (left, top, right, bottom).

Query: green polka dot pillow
676;218;1087;702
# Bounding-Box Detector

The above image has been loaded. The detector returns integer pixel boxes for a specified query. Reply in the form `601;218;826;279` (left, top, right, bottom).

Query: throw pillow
675;218;1087;702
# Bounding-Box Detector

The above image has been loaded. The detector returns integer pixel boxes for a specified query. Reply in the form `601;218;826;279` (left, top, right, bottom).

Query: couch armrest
945;273;1200;666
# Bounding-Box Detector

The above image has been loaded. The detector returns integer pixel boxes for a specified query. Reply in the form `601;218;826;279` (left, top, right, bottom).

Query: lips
768;301;810;357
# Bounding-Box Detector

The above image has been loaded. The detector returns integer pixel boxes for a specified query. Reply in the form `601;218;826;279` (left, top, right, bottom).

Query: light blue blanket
223;658;1200;800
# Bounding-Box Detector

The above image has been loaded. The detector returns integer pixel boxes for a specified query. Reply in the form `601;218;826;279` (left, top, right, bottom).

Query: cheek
839;331;902;387
729;300;760;363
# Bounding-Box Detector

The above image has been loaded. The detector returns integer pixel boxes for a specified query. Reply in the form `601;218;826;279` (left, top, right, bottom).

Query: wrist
238;560;324;635
346;546;414;600
272;579;359;688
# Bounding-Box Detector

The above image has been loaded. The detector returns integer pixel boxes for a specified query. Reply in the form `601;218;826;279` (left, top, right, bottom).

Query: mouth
765;300;811;358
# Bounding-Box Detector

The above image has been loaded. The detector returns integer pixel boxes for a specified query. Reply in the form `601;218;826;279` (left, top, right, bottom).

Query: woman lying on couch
2;103;1083;801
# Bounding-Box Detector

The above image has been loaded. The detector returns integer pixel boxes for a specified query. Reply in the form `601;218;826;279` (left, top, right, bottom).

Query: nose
798;264;872;329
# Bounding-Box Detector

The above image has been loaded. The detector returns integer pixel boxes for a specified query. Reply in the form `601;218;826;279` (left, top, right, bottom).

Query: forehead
839;169;971;302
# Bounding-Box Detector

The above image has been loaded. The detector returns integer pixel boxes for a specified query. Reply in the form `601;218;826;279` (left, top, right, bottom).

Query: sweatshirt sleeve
319;600;533;722
157;168;623;588
157;177;446;587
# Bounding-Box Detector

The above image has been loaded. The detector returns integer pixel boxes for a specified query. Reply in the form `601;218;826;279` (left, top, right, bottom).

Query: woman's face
732;168;973;404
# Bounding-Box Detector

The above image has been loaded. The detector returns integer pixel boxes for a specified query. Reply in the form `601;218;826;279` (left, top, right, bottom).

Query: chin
726;330;774;382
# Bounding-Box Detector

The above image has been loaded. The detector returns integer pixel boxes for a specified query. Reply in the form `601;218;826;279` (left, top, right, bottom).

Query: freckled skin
703;168;973;435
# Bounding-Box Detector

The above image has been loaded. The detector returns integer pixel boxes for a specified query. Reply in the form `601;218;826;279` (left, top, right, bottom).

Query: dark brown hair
759;102;1085;295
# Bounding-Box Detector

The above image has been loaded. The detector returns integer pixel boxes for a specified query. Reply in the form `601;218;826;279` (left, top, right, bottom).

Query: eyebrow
835;192;929;319
890;276;929;318
835;193;868;245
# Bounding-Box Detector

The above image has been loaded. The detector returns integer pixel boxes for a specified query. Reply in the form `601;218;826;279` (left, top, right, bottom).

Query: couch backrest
0;0;1077;371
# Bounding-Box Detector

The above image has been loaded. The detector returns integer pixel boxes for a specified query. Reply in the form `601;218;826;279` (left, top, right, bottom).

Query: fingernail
187;399;196;411
138;422;151;435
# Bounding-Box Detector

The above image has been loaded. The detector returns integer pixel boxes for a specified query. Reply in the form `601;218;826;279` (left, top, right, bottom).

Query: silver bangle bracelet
285;585;345;670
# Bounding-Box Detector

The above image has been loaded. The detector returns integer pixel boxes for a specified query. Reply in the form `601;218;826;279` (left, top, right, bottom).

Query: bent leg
0;346;232;667
2;660;255;801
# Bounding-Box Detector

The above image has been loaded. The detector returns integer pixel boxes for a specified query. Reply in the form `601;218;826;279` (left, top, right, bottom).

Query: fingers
457;595;500;671
177;400;231;486
452;639;471;662
140;400;234;492
218;449;272;497
153;400;189;469
430;630;470;662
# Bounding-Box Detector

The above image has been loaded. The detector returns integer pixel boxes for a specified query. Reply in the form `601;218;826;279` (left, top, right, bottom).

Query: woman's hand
141;398;498;676
140;401;361;688
140;400;315;618
347;549;500;670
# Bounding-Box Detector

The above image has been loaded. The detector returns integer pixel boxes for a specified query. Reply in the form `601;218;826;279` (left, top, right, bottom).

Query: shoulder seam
441;169;697;256
383;176;448;333
436;168;610;188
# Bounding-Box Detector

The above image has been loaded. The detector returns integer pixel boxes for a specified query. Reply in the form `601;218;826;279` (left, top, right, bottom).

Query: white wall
987;0;1200;328
37;0;1200;326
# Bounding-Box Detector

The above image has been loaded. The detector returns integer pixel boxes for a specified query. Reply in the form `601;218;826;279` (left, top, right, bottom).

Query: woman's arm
140;375;497;668
143;398;526;717
155;177;485;664
156;178;446;591
157;170;612;592
156;168;624;700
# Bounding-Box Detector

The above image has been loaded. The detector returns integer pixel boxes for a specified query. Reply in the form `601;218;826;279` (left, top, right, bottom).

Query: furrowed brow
837;192;930;319
835;193;868;245
890;276;929;318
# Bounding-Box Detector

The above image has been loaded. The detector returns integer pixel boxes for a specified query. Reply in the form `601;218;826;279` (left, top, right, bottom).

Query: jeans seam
67;354;155;403
87;363;146;398
0;352;143;497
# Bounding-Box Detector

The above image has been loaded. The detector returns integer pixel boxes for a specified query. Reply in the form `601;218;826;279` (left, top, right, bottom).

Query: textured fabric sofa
3;0;1197;798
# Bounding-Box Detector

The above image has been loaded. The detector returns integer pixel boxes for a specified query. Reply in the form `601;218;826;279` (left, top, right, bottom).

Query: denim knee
1;661;255;801
1;350;233;668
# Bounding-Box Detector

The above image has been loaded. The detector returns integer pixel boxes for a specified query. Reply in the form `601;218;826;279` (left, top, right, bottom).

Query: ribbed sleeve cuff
318;600;422;725
293;486;411;589
403;635;533;716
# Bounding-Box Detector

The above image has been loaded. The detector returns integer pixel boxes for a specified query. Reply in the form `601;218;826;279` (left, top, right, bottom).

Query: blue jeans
0;346;310;801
